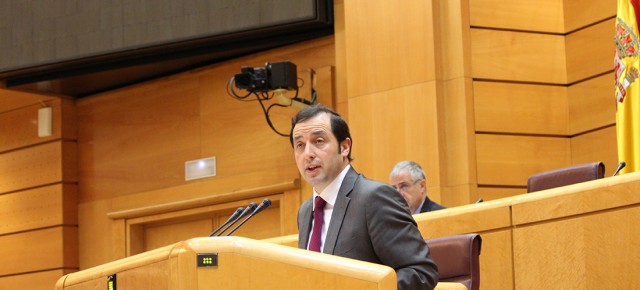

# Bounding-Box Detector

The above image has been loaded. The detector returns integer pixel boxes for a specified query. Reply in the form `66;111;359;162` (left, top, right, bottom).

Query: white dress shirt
307;164;351;252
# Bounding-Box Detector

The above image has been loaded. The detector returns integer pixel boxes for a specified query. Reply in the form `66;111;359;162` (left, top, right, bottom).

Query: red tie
309;196;327;252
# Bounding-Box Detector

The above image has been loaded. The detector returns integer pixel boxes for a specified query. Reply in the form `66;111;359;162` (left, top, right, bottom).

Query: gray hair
390;160;426;182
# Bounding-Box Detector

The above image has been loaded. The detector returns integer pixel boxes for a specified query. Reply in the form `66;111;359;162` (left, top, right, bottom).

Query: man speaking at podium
290;105;439;290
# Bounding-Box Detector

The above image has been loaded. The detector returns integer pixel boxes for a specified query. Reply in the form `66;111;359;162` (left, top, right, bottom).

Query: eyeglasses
392;179;424;192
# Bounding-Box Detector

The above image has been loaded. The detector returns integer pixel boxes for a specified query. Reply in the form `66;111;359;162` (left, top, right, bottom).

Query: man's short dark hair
290;104;353;161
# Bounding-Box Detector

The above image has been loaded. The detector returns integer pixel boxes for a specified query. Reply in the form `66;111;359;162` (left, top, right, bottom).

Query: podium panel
56;236;398;290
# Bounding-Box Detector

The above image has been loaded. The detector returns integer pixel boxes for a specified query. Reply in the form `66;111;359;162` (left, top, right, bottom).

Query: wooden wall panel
348;82;442;187
568;73;615;135
281;189;303;234
474;81;568;135
0;269;71;290
62;139;78;182
563;0;616;32
0;184;77;235
0;98;63;153
443;78;477;198
0;226;77;276
565;19;615;83
469;0;614;34
0;87;77;289
141;205;282;253
77;75;202;200
0;141;76;194
343;0;437;98
60;97;77;140
470;1;616;198
476;134;570;186
0;88;59;114
469;0;564;33
471;28;567;83
571;126;618;172
78;199;124;270
440;1;477;206
334;0;348;118
144;219;213;251
440;0;472;80
123;192;290;256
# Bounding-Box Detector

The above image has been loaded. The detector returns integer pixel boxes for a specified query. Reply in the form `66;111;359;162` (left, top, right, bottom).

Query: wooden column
335;0;477;206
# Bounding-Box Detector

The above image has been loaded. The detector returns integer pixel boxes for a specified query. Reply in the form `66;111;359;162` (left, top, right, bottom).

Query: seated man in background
390;160;446;214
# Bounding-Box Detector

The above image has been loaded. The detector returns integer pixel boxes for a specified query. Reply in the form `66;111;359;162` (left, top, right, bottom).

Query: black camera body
234;61;297;92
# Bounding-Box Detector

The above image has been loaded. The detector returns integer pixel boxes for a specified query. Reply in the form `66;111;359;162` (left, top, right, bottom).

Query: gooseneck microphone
226;198;272;236
613;161;626;176
209;207;244;237
215;202;258;236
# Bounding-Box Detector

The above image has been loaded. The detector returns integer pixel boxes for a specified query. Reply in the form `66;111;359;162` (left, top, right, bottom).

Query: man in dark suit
290;105;438;290
389;161;446;214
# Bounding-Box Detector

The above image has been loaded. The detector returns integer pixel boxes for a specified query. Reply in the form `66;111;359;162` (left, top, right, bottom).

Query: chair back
426;233;482;290
527;161;605;193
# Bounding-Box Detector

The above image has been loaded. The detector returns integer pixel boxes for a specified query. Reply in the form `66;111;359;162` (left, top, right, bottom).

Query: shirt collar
413;196;427;214
313;164;351;208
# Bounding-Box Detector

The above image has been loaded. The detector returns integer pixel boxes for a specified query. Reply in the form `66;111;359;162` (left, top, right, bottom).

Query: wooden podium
56;236;466;290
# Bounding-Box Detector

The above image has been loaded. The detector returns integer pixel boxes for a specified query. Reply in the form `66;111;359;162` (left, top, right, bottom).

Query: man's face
390;171;426;213
292;113;350;193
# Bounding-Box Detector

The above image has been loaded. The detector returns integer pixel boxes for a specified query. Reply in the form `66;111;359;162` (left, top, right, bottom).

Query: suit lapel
419;196;430;213
323;167;356;254
298;201;313;249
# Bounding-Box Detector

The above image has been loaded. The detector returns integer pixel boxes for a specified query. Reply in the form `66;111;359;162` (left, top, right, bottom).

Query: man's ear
340;138;352;157
419;179;427;192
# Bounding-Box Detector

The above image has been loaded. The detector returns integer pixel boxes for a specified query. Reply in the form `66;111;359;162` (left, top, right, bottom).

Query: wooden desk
509;172;640;289
428;172;640;290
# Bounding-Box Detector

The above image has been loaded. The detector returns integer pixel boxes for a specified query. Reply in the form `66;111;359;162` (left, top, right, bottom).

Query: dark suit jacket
419;196;446;213
298;167;439;290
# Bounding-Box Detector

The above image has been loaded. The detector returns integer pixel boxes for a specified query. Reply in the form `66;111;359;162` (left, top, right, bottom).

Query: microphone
226;198;272;236
613;161;626;176
208;207;244;237
215;202;258;236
